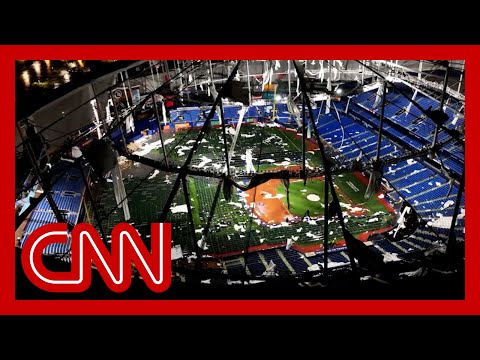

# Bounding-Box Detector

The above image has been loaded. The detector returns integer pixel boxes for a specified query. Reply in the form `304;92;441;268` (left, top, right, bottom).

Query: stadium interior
15;59;465;299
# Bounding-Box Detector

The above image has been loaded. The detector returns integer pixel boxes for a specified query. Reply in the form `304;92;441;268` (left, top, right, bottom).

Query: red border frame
1;45;476;314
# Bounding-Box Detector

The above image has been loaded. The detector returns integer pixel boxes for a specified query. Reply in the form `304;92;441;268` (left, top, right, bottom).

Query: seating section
317;113;405;164
315;105;463;223
349;88;464;173
346;89;465;256
245;252;267;276
171;104;269;125
21;164;87;255
169;103;322;129
262;249;292;275
223;246;354;277
223;223;459;278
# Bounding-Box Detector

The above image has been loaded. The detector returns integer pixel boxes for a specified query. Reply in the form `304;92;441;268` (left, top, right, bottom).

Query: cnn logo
21;223;171;293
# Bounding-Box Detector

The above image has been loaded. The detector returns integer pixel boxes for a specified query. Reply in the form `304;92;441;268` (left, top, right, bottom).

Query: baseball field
92;123;397;256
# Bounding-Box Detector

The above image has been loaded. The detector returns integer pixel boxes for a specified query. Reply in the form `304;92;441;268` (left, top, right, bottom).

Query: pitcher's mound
306;194;320;202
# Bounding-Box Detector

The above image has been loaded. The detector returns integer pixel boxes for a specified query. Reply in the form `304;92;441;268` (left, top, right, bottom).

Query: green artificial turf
276;172;389;218
276;179;331;217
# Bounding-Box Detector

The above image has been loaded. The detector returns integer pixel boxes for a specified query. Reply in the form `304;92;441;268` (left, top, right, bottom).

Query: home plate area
240;168;396;254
